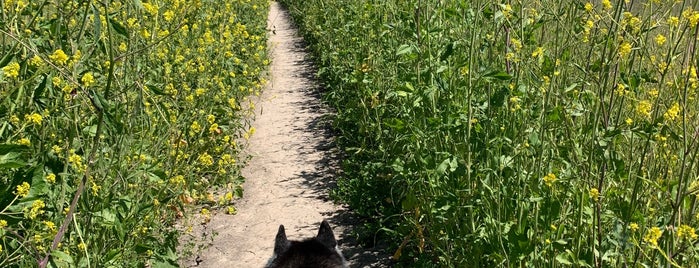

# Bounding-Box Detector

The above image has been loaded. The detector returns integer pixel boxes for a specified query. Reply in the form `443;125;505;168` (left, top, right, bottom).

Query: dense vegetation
1;0;268;266
280;0;699;266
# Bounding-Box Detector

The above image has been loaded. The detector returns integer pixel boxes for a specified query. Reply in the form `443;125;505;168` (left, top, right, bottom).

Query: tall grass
1;0;268;266
280;0;699;266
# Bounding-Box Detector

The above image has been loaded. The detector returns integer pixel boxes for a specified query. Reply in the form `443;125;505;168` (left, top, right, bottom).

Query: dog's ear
274;225;290;255
316;220;337;249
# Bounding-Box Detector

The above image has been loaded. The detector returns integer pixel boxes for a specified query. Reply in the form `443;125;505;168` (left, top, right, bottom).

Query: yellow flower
589;188;600;202
15;182;30;197
668;16;680;28
663;103;681;122
543;173;557;187
142;2;159;16
209;123;219;134
630;223;639;232
601;0;612;10
198;153;214;166
636;100;652;119
226;206;237;215
77;242;87;251
169;175;186;185
23;113;43;125
644;226;662;247
618;42;632;57
44;221;56;232
28;199;46;219
49;49;69;65
531;46;544;58
46;173;56;184
201;208;211;223
677;225;698;241
30;55;44;67
207;114;216;124
52;145;63;155
18;138;31;146
190;121;201;134
81;72;95;87
2;61;20;78
163;10;174;21
584;2;593;12
655;34;666;46
0;219;7;228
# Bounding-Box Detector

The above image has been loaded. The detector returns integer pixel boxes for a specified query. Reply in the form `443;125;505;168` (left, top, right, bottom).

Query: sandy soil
182;2;390;267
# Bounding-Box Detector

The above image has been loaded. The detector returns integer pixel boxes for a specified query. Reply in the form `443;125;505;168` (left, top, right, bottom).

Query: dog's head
266;220;347;268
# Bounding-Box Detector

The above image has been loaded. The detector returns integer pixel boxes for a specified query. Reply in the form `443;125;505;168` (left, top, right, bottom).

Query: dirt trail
184;2;388;267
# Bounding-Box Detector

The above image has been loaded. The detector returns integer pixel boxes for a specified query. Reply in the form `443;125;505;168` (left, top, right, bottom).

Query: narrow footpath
185;2;389;267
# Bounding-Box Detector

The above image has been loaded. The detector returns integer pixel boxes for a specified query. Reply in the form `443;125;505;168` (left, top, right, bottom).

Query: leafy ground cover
280;0;699;266
1;0;268;266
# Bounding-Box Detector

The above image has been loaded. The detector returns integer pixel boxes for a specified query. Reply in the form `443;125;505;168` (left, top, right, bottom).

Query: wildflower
44;221;56;232
29;55;43;67
46;173;56;184
630;223;639;232
655;34;666;46
14;182;30;197
589;188;600;202
615;83;627;96
207;114;216;124
584;2;593;12
2;61;20;78
226;206;237;215
543;173;557;187
28;199;46;219
677;225;698;241
81;72;95;87
663;103;681;122
24;113;43;125
209;123;219;134
118;42;128;52
18;138;31;146
644;227;662;248
531;46;544;58
163;10;174;21
52;145;63;155
625;118;633;126
668;16;680;28
618;42;632;57
198;153;214;166
169;175;186;185
0;219;7;228
142;2;158;16
636;100;652;119
77;242;86;251
201;208;211;223
601;0;612;10
49;49;69;65
190;121;201;134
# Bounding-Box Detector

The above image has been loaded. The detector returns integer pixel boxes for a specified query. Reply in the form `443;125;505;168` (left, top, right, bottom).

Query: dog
265;220;348;268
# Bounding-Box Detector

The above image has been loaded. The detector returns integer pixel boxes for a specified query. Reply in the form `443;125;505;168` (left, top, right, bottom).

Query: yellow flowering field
1;0;268;266
282;0;699;266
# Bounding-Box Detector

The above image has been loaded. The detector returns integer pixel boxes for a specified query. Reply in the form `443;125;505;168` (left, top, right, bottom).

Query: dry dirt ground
182;2;390;267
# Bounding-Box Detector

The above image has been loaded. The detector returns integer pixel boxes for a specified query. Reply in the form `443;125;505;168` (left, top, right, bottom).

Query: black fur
266;220;347;268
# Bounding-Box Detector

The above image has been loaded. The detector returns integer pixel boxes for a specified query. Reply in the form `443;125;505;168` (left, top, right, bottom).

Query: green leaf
0;152;27;169
555;253;573;265
483;70;512;81
109;17;128;36
51;250;75;265
0;144;29;155
146;84;167;95
396;44;413;56
92;4;102;39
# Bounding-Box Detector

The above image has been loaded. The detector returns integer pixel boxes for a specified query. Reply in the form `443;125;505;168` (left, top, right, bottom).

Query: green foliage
0;0;268;266
280;0;699;266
